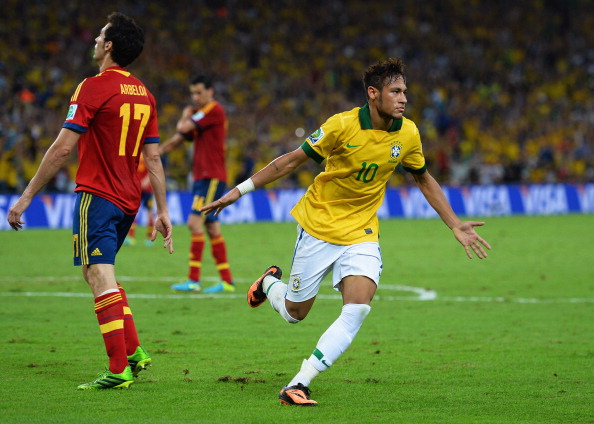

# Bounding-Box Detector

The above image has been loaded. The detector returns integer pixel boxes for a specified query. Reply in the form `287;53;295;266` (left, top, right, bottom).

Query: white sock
97;288;120;297
287;359;321;388
262;274;280;293
264;276;299;323
307;303;371;372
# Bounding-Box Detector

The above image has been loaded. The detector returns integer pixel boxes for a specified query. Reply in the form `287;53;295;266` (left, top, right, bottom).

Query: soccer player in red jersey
8;12;174;390
159;75;235;294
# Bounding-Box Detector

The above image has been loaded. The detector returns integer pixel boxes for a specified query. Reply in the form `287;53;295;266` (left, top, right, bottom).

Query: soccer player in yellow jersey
201;58;491;406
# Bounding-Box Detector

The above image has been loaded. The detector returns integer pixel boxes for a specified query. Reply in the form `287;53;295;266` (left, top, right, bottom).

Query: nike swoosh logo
346;143;362;148
288;391;306;399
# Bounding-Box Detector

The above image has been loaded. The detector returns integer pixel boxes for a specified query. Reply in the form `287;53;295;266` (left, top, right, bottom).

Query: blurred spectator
1;0;593;193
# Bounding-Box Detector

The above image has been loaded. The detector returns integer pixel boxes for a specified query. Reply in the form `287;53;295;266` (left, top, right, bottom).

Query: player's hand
152;215;174;254
7;197;31;231
182;105;196;119
452;221;491;259
200;187;241;216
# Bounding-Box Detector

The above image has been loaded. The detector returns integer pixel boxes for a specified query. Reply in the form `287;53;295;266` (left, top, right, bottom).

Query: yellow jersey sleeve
301;113;345;163
400;120;426;174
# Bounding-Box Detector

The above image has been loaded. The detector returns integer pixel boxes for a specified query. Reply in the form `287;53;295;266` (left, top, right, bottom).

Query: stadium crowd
1;0;593;193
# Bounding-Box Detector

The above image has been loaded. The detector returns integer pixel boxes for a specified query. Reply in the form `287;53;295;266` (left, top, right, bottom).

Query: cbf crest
291;276;301;291
389;140;402;163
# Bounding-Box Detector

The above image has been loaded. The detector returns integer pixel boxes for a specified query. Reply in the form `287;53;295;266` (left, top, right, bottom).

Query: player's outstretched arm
143;143;174;253
200;147;310;216
411;170;491;259
200;187;242;217
158;132;186;155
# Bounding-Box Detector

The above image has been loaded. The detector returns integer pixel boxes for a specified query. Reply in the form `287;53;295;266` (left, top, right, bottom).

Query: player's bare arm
158;132;186;154
158;107;196;154
181;105;195;119
200;147;310;216
176;112;197;135
143;143;174;254
412;171;491;259
7;128;79;231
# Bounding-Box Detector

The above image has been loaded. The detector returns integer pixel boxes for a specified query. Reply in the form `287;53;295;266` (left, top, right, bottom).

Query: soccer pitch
1;215;592;423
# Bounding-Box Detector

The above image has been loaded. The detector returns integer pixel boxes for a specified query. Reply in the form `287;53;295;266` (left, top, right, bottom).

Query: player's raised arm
200;147;310;216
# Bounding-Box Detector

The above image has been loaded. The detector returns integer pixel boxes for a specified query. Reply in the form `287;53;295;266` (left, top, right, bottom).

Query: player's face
189;83;213;108
376;76;407;120
93;24;110;63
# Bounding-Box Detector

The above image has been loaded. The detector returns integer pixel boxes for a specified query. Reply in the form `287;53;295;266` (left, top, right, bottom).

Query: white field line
0;277;593;304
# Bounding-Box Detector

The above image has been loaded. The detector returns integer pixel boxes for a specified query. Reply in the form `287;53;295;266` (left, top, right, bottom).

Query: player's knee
205;222;221;239
342;303;371;328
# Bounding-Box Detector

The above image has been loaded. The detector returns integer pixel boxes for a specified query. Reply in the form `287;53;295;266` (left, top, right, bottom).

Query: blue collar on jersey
359;103;403;132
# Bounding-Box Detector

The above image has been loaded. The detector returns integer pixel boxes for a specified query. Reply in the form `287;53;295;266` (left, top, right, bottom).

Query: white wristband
236;178;255;196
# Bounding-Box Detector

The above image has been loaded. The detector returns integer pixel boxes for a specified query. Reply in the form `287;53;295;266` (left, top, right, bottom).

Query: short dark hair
189;74;213;89
105;12;144;67
362;58;406;99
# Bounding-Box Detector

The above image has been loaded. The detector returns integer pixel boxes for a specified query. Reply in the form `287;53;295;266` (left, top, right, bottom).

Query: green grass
1;215;593;423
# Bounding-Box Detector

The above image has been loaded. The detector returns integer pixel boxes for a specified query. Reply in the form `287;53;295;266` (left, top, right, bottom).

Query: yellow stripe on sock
95;294;123;311
189;260;202;267
99;319;124;334
211;236;224;245
216;263;230;271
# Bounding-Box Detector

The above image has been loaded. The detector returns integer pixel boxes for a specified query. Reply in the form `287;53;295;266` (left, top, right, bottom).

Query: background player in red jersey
159;75;234;294
7;12;174;390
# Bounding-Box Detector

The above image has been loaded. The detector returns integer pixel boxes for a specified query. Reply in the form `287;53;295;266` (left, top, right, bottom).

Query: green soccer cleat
128;345;152;378
77;366;134;390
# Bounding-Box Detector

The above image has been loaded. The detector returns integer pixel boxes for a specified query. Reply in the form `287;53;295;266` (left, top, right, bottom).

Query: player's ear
104;40;113;52
367;86;378;100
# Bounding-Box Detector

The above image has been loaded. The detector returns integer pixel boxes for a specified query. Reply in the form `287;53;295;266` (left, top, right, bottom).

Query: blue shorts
190;179;227;223
72;192;136;266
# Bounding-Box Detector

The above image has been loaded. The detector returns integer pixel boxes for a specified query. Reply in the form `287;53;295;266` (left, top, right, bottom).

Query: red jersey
188;101;228;183
63;66;160;214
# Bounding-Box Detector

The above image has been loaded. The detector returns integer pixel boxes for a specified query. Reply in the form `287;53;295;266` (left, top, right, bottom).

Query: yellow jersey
290;104;426;244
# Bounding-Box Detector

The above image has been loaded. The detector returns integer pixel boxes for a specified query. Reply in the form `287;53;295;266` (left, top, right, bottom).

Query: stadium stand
1;0;593;193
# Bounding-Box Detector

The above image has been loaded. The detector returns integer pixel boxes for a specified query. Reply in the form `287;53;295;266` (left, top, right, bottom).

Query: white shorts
286;225;382;302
